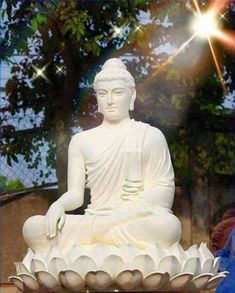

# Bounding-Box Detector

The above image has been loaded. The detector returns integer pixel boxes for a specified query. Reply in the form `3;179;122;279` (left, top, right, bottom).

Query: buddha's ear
129;89;136;111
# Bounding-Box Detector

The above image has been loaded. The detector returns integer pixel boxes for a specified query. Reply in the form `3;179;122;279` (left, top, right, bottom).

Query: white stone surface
9;243;227;292
11;58;226;291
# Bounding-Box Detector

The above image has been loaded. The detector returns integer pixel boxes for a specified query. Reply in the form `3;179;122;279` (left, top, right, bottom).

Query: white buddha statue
22;58;182;252
11;59;225;292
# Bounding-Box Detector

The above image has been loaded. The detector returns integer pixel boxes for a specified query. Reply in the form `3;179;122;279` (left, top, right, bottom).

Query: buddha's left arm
128;127;175;213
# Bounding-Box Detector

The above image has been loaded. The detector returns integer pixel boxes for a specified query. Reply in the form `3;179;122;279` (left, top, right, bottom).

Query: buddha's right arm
56;134;86;211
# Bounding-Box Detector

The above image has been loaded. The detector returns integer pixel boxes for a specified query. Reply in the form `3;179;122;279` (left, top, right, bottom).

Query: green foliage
1;0;234;188
31;13;47;32
0;175;25;192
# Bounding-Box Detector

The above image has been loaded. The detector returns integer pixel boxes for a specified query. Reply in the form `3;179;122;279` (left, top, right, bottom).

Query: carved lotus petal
212;257;220;274
89;244;112;267
189;273;213;290
30;258;47;273
59;270;84;291
158;256;181;277
46;247;64;270
101;255;125;277
187;244;199;258
48;257;68;277
168;243;187;264
143;272;169;290
14;262;30;275
85;270;113;290
170;272;194;289
116;269;143;290
18;273;39;291
145;244;164;267
35;270;60;290
8;276;24;292
72;255;97;277
182;257;200;274
132;255;155;276
203;273;226;290
65;245;83;264
117;245;139;264
201;258;213;273
199;243;214;262
12;243;223;291
22;248;34;271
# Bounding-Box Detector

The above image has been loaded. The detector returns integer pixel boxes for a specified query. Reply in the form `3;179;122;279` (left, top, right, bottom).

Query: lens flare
191;11;218;38
110;24;125;39
149;0;234;95
32;63;50;82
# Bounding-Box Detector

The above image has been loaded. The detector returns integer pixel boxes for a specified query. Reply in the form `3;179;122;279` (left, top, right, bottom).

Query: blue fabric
215;227;235;293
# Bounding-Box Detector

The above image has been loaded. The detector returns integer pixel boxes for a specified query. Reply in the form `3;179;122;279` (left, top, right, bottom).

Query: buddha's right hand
45;202;66;238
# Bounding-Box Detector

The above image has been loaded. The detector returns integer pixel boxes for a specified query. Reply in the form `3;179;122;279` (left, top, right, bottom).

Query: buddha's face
96;80;136;122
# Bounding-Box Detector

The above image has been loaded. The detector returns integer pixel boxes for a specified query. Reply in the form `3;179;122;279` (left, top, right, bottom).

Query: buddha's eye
98;90;106;97
114;89;124;95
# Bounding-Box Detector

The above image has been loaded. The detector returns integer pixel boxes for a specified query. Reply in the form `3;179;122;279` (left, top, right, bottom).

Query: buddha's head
93;58;136;122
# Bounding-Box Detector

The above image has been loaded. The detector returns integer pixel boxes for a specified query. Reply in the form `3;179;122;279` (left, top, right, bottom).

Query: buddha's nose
107;95;113;106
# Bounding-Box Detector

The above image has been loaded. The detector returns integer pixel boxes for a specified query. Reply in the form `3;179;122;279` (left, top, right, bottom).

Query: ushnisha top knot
101;58;127;71
93;58;135;90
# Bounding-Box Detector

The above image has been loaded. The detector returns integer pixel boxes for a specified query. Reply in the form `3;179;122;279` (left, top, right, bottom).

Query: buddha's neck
101;117;132;129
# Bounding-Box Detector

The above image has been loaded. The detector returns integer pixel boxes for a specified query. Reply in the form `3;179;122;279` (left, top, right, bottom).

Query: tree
1;0;234;202
0;0;151;193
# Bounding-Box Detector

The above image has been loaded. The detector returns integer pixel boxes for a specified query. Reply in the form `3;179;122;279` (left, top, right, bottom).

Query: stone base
0;283;188;293
1;283;216;293
4;283;215;293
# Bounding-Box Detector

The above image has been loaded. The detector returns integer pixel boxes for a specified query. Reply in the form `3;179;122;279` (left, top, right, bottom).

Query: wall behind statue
0;190;57;282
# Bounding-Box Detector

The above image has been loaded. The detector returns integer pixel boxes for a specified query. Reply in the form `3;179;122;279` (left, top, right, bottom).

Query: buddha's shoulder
70;127;100;146
143;124;167;146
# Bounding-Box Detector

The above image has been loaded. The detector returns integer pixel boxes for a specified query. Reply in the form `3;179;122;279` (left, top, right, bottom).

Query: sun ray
192;0;202;15
151;33;197;78
213;30;235;52
208;0;231;15
208;38;227;94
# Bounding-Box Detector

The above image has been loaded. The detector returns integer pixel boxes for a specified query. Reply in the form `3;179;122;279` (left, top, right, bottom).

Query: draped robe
58;120;179;251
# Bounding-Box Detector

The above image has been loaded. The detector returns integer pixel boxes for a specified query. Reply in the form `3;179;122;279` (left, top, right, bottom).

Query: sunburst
32;63;50;82
152;0;235;94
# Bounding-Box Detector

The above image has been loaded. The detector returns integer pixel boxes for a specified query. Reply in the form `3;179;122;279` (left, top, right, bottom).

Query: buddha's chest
81;131;119;162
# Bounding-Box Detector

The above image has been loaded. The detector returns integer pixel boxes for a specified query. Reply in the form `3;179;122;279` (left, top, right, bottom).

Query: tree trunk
54;110;70;195
189;148;210;245
54;63;79;196
187;112;210;246
191;171;210;245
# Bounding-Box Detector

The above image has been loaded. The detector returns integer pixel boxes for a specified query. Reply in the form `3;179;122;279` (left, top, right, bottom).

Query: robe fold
58;120;180;251
85;119;149;214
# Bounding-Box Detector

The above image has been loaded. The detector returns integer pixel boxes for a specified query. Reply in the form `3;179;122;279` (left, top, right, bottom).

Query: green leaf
92;43;101;56
36;13;47;24
30;18;38;32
